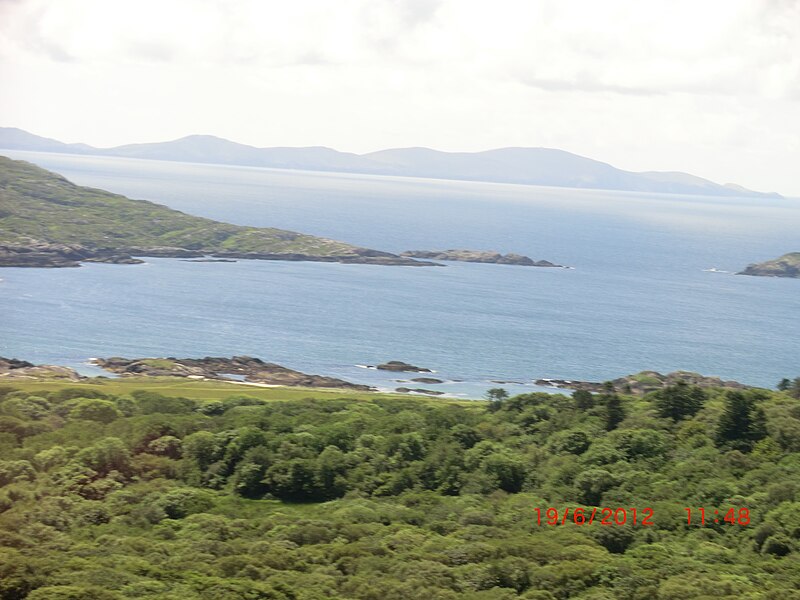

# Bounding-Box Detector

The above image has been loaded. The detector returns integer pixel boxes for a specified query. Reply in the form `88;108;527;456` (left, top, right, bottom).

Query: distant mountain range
0;127;782;198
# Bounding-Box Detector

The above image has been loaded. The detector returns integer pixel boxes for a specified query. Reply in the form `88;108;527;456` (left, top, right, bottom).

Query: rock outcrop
93;356;373;391
0;242;143;268
395;387;444;395
376;361;432;373
738;253;800;278
535;370;750;395
0;357;83;380
0;241;440;268
210;251;441;267
401;249;565;267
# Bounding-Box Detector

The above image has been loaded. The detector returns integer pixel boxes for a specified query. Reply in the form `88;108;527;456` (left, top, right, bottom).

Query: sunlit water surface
1;150;798;397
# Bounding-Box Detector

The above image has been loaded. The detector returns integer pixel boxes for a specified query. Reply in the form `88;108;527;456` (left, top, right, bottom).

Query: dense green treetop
1;379;799;599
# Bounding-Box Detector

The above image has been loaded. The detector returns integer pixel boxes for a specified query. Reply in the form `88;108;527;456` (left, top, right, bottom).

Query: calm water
1;150;798;397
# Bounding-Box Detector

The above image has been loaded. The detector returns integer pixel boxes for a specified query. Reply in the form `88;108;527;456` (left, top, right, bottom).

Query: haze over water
1;150;798;397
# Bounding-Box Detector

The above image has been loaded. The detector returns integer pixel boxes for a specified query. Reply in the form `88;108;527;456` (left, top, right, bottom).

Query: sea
1;150;798;398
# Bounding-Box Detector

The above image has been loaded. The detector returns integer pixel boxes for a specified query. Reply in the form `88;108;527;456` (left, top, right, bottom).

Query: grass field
2;376;482;407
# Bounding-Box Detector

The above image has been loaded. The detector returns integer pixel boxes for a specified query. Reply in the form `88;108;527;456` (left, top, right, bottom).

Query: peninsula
738;253;800;278
0;156;436;268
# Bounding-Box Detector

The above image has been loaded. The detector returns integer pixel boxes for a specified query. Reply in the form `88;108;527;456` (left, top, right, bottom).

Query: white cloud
0;0;798;194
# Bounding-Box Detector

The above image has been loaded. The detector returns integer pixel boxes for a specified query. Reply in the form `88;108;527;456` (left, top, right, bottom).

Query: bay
1;150;798;397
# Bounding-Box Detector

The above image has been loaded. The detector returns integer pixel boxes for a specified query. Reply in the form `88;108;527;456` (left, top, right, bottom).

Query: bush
156;488;214;519
68;399;122;423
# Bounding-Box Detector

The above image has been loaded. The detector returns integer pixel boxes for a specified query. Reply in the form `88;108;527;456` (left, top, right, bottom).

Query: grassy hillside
0;155;358;256
1;378;799;598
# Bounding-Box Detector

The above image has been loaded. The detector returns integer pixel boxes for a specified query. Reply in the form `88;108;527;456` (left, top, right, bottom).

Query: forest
1;378;799;599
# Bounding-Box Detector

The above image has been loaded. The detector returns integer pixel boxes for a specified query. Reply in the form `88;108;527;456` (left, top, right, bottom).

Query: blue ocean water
1;150;798;398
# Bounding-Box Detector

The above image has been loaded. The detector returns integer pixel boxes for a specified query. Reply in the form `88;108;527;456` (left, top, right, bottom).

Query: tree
0;460;35;486
146;435;182;459
715;391;767;452
485;388;509;409
156;488;214;519
76;437;132;477
573;389;594;410
131;390;195;414
603;393;625;431
232;445;272;498
652;382;706;421
263;459;319;501
550;430;590;455
68;399;122;424
482;452;526;493
316;445;348;498
574;469;617;505
183;431;219;470
792;377;800;400
774;377;800;399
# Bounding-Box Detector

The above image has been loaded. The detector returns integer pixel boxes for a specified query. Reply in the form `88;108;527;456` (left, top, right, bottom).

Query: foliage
715;390;768;451
0;380;799;598
651;381;706;421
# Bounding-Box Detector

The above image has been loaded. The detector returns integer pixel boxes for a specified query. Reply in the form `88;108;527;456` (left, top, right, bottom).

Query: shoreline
1;354;768;400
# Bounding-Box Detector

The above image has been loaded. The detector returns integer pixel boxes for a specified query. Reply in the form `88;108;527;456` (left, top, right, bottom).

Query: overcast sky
1;0;798;194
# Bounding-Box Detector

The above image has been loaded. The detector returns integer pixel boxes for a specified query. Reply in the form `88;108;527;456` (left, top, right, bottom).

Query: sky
0;0;798;195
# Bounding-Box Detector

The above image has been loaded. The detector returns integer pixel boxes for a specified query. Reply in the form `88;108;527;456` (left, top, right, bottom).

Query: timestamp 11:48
685;507;750;526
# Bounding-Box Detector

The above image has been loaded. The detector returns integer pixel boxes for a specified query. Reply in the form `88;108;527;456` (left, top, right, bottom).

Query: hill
739;253;800;278
0;156;432;267
0;127;781;198
364;146;780;197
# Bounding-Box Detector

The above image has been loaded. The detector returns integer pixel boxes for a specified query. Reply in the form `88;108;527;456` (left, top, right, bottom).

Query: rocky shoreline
0;242;145;268
0;242;441;268
534;370;750;395
395;387;444;395
0;357;83;380
400;249;567;267
738;252;800;278
91;356;375;390
1;356;760;398
0;355;376;391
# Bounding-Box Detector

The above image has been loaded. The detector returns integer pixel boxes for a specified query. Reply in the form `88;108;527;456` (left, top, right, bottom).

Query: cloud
0;0;798;194
1;0;797;99
521;76;664;97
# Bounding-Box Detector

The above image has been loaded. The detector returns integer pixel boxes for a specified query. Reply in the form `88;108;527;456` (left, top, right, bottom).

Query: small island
401;249;566;267
374;361;432;373
738;253;800;278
